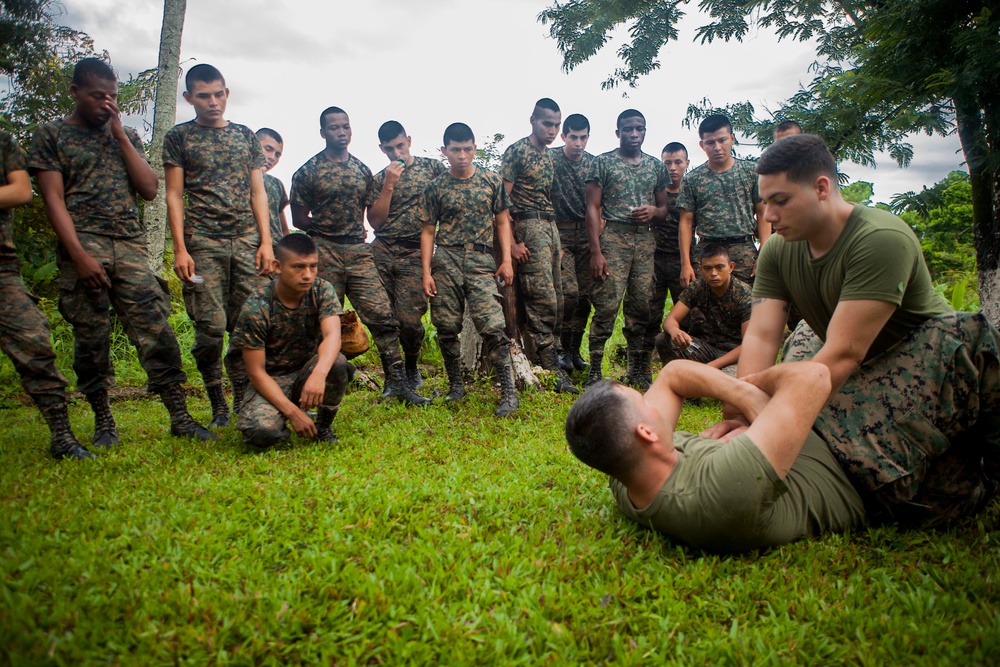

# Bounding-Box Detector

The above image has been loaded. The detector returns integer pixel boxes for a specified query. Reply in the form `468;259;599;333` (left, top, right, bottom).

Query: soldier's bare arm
278;208;290;237
0;168;31;209
494;209;514;286
243;347;316;438
504;179;531;262
663;301;693;349
165;164;195;282
106;100;157;201
652;360;769;436
811;299;896;396
367;162;402;229
631;188;669;223
420;222;437;297
290;204;313;232
250;168;273;274
585;181;607;280
300;315;342;411
678;209;696;287
35;170;111;289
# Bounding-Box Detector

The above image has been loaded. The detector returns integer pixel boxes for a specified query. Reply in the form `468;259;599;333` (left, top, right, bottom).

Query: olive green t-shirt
609;430;866;553
753;204;951;357
0;130;27;271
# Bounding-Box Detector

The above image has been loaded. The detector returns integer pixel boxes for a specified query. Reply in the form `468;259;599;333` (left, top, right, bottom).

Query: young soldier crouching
231;234;352;449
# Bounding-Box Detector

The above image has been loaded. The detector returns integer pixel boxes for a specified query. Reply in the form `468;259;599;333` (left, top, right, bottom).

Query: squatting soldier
549;113;594;374
257;127;290;251
707;134;1000;525
367;121;447;390
0;128;93;460
30;58;213;446
501;98;576;394
678;114;768;287
421;122;519;417
585;109;670;390
164;64;273;428
289;106;429;406
656;243;751;370
231;234;352;449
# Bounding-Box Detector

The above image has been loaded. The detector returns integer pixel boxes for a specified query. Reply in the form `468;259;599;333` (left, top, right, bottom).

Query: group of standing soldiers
0;56;773;458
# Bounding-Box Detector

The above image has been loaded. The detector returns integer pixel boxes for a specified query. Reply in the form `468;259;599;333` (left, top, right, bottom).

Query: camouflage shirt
28;120;147;239
371;156;447;241
677;159;761;239
162;121;265;237
0;130;27;271
549;147;594;223
264;173;288;242
653;189;682;253
678;277;752;351
587;150;670;224
290;152;375;238
231;277;344;377
422;168;511;248
500;137;554;215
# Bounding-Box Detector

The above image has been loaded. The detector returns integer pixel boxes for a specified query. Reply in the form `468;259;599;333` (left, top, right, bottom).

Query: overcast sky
63;0;965;205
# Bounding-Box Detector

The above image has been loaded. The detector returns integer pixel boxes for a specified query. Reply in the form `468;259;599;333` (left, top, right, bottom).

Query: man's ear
815;174;833;201
635;421;660;445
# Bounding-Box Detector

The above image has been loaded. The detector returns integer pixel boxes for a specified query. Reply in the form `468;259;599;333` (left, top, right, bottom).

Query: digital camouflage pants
646;246;702;350
60;233;186;395
557;226;592;339
784;313;1000;525
514;218;562;354
371;238;427;359
183;232;267;390
589;226;655;354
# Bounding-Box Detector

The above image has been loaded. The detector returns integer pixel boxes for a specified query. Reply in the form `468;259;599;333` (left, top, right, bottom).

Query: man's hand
590;251;609;280
630;205;656;223
496;261;514;287
680;264;696;288
104;98;126;141
174;249;196;283
75;252;111;289
700;416;750;441
511;242;531;262
670;328;693;349
288;407;317;438
299;371;326;410
383;160;404;189
423;273;437;298
256;244;274;275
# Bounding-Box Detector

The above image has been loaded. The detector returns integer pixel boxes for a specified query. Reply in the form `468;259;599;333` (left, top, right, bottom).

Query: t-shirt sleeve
676;176;696;212
231;294;269;351
248;129;266;171
371;169;385;202
421;181;438;225
161;126;184;168
362;163;377;208
1;132;27;174
491;173;512;214
654;160;670;193
751;237;790;301
839;228;918;306
126;128;149;162
677;281;701;309
499;144;518;183
289;165;313;208
27;125;61;173
585;155;603;185
317;280;344;319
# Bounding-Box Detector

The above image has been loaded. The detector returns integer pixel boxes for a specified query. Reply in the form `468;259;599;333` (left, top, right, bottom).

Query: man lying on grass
565;360;867;553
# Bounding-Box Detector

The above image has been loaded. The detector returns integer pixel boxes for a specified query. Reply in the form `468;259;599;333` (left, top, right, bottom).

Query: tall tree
144;0;186;272
538;0;1000;325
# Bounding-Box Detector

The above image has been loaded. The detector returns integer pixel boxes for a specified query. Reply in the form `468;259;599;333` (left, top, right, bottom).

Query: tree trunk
144;0;186;273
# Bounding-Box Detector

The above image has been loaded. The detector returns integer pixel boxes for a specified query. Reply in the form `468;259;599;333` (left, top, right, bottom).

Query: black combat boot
315;406;338;443
556;333;575;373
443;356;466;402
160;383;217;441
41;403;95;460
623;350;652;391
404;352;423;390
382;354;432;406
494;354;519;418
539;345;579;394
379;354;395;399
569;331;589;371
231;378;247;417
586;350;604;386
206;384;230;428
85;388;119;449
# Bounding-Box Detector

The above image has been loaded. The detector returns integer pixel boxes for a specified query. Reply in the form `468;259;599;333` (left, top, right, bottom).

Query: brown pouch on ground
340;310;370;359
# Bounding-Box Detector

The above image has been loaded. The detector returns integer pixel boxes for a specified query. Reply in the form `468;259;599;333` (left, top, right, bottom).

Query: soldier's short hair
661;142;688;158
616;109;645;130
275;233;317;262
256;128;283;144
774;120;802;138
72;58;116;86
698;114;732;137
319;106;348;128
378;120;406;144
443;122;474;146
756;134;838;184
532;98;560;117
699;243;731;263
565;380;640;478
563;114;590;134
185;64;225;92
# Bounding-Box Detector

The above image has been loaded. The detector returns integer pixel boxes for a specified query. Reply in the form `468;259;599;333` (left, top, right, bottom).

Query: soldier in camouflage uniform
164;64;273;428
256;128;290;252
31;58;213;446
421;122;519;417
290;107;429;406
549;113;594;374
231;234;352;449
656;244;751;370
367;121;447;389
585;110;671;390
500;99;576;393
708;134;998;524
677;115;768;287
0;129;94;460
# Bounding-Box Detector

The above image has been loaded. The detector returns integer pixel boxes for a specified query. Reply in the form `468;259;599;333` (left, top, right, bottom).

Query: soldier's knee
242;425;290;450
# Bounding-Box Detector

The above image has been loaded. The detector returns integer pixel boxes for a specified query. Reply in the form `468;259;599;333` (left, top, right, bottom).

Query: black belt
310;232;367;245
512;211;555;222
377;237;422;250
556;219;585;231
443;242;492;254
605;221;651;234
700;235;754;245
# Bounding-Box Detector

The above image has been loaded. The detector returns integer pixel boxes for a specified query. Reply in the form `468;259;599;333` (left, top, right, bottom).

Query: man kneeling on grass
231;233;352;449
565;360;866;553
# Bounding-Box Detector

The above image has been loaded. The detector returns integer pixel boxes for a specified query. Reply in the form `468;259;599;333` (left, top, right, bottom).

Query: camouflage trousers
0;270;68;409
655;333;731;366
430;245;510;361
697;237;757;286
784;313;1000;525
59;233;186;395
589;226;655;354
514;218;562;353
371;237;427;359
557;226;592;336
237;353;351;447
312;236;402;365
646;246;703;349
183;233;268;389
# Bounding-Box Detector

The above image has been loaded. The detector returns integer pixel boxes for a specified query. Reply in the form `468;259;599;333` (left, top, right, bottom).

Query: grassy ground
1;317;999;664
